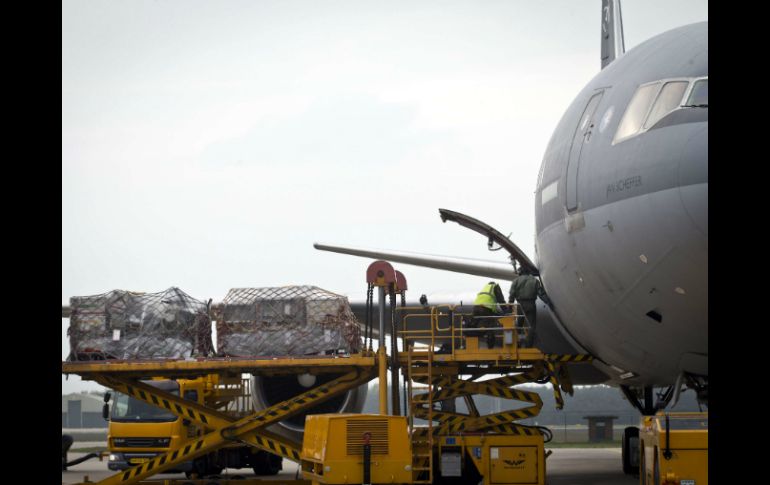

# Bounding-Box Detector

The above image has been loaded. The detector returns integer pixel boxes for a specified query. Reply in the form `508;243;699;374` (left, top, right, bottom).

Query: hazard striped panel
251;434;302;461
544;354;594;362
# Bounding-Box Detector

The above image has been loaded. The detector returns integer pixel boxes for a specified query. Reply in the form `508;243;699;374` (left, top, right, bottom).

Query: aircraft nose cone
678;124;708;237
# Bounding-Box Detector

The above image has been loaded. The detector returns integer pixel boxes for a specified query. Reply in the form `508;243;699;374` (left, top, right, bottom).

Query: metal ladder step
408;345;433;485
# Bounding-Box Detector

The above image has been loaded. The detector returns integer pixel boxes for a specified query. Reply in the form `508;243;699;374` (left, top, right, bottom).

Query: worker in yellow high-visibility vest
471;281;507;348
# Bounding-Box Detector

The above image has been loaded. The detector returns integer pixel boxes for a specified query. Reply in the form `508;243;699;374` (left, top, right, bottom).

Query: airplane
60;2;706;477
315;0;708;419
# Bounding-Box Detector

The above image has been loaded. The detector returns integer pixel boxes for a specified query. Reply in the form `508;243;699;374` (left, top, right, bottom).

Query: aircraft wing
315;208;537;278
313;243;518;281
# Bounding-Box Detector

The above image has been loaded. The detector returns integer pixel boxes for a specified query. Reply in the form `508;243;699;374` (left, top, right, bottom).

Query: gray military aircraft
315;0;708;418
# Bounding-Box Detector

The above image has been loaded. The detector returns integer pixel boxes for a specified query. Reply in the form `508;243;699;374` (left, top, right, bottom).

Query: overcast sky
62;0;707;393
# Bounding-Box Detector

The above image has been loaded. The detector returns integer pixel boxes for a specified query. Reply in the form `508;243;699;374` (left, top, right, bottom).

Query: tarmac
61;447;637;484
546;448;636;485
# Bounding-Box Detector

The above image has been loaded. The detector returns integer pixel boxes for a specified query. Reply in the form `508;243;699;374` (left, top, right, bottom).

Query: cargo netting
216;285;361;357
68;287;213;361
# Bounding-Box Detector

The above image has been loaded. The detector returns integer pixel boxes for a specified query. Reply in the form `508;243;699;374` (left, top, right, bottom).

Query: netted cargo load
67;287;213;361
216;286;361;357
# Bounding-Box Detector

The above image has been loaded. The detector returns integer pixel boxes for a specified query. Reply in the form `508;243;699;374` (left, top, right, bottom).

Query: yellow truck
104;375;281;477
638;412;708;485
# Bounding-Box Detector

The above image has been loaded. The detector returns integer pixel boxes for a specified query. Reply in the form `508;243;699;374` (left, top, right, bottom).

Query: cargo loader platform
62;306;592;485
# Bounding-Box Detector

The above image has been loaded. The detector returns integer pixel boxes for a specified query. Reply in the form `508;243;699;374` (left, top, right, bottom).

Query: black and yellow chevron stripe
247;434;302;461
119;434;211;482
544;353;594;362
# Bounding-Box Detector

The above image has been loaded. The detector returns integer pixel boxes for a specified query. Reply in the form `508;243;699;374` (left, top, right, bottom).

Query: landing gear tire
622;426;640;475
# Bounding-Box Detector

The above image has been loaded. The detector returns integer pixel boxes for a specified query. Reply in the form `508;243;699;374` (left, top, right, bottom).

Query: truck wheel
252;453;281;475
252;462;280;476
621;426;639;475
191;457;222;477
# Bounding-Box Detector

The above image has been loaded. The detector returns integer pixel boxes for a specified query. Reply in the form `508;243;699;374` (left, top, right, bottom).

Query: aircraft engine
251;373;368;443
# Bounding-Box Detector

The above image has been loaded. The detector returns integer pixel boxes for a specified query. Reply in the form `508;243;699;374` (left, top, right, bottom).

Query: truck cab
106;378;200;473
105;376;282;477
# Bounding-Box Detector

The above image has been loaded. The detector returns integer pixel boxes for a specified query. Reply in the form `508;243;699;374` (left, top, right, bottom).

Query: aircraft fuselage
535;22;707;388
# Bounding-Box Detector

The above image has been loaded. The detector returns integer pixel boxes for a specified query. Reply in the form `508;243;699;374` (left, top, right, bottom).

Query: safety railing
397;303;533;357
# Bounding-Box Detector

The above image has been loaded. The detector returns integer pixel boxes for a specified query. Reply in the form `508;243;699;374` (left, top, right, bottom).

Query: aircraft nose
677;125;708;237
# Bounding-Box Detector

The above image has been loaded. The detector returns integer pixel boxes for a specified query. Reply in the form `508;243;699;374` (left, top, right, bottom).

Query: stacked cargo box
216;285;361;357
68;287;213;360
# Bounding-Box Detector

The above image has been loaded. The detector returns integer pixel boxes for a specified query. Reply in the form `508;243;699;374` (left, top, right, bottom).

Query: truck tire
191;455;223;477
251;452;282;475
252;463;280;476
621;426;640;475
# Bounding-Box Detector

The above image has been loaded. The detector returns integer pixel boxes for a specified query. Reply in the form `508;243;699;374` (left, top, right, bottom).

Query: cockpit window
644;81;689;129
613;83;659;143
685;79;708;107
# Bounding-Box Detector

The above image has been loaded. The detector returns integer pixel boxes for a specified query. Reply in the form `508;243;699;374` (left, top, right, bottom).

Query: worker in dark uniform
471;281;506;348
509;268;540;347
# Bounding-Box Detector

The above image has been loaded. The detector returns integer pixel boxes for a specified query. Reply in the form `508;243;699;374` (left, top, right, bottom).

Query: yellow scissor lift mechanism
62;355;377;485
61;265;593;485
399;304;592;485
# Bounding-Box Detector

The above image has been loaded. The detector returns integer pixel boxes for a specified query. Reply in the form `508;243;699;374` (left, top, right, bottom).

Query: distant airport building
62;393;107;428
583;415;619;442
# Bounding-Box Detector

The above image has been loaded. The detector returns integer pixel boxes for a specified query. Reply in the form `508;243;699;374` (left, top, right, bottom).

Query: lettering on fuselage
606;176;642;198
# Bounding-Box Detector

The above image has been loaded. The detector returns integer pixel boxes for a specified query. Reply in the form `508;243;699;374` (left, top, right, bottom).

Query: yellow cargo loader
638;412;708;485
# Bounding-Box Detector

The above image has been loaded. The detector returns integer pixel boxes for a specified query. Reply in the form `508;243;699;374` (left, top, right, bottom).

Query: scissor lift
398;306;592;484
62;355;377;485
